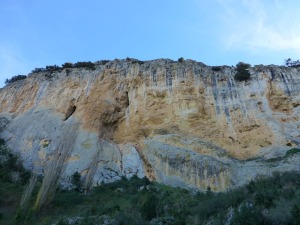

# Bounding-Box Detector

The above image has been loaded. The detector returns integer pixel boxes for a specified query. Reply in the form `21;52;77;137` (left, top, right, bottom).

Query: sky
1;0;300;87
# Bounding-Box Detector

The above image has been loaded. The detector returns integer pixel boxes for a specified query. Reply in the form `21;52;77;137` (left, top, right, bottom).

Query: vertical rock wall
0;59;299;190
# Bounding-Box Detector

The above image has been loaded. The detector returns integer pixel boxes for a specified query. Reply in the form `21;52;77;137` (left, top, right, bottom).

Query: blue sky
1;0;300;87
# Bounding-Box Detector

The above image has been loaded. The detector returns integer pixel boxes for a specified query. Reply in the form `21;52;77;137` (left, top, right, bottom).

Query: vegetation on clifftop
4;58;300;86
285;58;300;67
234;62;251;81
31;61;96;74
4;75;27;85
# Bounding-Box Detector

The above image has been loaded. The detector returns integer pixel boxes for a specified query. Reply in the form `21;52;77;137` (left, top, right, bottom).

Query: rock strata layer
0;59;300;190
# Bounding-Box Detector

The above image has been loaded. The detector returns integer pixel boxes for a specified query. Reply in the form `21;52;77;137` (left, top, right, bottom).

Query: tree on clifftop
234;62;251;81
285;58;300;67
5;75;27;85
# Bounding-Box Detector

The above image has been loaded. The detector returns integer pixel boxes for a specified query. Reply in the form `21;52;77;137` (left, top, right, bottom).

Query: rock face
0;59;300;191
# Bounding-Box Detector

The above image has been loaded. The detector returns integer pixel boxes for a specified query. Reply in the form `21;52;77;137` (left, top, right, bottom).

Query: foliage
291;204;300;225
141;194;158;220
73;61;95;70
178;57;184;63
57;218;68;225
266;148;300;163
125;57;145;65
2;137;300;225
45;65;61;71
212;66;222;72
206;186;213;197
62;62;73;69
0;140;32;224
234;62;251;81
71;171;82;192
0;143;30;185
31;61;96;74
285;148;300;157
31;67;46;73
52;190;84;207
5;75;27;85
285;58;300;67
99;60;110;65
230;203;270;225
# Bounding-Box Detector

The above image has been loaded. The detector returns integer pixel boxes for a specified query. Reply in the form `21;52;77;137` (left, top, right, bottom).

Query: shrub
5;75;27;85
178;57;184;63
132;60;145;65
45;65;61;71
230;203;269;225
212;66;222;72
103;204;121;215
143;176;151;185
234;62;251;81
206;186;213;198
0;138;5;146
255;191;276;209
99;60;109;65
31;68;46;73
285;148;300;157
71;171;82;192
285;58;300;67
62;62;73;69
141;194;158;220
53;191;83;207
0;141;31;185
246;180;255;194
291;204;300;225
57;218;68;225
73;61;95;70
127;58;145;64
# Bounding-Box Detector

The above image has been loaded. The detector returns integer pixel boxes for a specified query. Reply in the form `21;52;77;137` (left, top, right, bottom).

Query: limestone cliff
0;58;299;191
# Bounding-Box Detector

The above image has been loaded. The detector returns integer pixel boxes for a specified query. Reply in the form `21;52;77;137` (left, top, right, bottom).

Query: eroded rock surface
0;59;299;190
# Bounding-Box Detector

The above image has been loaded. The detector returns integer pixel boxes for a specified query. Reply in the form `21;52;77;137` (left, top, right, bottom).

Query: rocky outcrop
0;59;299;191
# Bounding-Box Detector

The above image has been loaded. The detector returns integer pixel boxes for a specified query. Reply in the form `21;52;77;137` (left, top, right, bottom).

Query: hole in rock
64;104;76;121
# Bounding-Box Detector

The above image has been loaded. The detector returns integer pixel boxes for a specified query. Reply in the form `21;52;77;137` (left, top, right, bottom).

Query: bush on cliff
62;62;73;69
30;61;95;74
212;66;222;72
5;75;27;85
178;57;184;63
285;58;300;67
234;62;251;81
73;61;95;70
71;171;82;192
31;67;46;73
46;65;61;72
